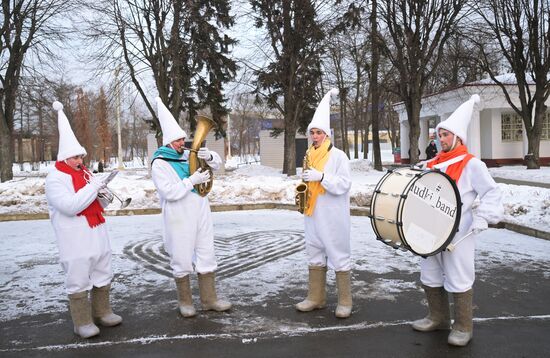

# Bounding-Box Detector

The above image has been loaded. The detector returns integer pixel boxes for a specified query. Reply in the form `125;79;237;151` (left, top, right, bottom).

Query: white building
259;130;309;170
394;75;550;166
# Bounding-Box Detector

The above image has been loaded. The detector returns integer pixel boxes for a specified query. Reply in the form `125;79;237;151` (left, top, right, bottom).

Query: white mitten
302;169;324;182
188;168;211;185
197;147;212;161
471;216;488;234
88;175;107;190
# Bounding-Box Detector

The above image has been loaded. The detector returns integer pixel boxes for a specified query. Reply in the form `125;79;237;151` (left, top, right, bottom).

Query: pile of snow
1;160;549;232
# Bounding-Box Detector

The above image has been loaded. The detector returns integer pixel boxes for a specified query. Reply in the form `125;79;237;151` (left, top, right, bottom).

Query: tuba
188;115;216;196
295;150;311;214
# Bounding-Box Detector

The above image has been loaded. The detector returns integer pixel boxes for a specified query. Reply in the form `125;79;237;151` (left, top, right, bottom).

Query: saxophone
295;150;311;214
188;115;216;197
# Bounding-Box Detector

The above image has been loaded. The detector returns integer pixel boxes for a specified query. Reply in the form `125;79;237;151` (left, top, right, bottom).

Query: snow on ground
488;165;550;183
1;210;549;323
1;158;549;232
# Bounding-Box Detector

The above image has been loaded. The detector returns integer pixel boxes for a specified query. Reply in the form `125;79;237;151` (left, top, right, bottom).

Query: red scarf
55;161;105;228
427;145;474;183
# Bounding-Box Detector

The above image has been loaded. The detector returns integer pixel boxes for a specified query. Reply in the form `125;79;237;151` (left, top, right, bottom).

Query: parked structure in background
394;76;550;166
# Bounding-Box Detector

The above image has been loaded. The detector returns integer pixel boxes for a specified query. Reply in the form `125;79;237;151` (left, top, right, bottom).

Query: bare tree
96;87;111;164
378;0;467;164
84;0;237;139
369;0;383;170
427;32;487;92
474;0;550;169
230;92;254;157
250;0;328;175
0;0;72;181
74;88;92;159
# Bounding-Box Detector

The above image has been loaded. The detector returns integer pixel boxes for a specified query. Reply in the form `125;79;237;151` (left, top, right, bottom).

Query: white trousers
163;198;218;278
420;235;475;293
304;216;351;271
61;250;113;294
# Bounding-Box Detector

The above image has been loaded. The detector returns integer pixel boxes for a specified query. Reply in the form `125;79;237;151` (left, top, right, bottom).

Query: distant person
415;95;503;346
425;140;438;160
295;89;353;318
151;97;231;318
45;101;122;339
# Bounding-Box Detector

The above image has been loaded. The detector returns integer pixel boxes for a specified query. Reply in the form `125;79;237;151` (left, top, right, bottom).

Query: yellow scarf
304;139;332;216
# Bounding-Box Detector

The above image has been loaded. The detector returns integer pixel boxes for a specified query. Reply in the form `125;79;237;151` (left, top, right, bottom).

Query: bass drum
369;167;461;257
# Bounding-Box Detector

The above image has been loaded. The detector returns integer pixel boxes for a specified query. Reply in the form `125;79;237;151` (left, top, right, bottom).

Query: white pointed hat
156;97;187;145
307;88;338;136
436;94;480;144
53;101;87;161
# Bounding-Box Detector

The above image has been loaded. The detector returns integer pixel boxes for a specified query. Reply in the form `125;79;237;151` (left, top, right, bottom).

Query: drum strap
432;154;467;170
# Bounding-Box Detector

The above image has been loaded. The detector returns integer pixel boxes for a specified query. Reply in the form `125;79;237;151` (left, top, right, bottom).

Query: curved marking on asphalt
3;314;550;353
124;230;305;279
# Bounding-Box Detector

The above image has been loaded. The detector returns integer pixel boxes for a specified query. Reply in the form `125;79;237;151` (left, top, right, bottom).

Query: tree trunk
370;0;382;171
405;97;422;164
525;102;545;169
283;96;297;175
0;112;14;182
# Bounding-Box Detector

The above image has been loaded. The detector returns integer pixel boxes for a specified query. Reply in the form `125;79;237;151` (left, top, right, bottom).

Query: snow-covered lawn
1;159;549;232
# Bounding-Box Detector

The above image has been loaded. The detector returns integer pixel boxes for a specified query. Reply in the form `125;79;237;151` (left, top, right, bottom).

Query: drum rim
369;168;395;241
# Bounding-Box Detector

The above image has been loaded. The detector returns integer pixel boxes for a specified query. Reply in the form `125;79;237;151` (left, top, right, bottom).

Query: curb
0;203;547;241
493;177;550;189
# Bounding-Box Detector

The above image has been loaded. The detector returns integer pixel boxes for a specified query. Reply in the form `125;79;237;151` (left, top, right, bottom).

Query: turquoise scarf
152;146;190;180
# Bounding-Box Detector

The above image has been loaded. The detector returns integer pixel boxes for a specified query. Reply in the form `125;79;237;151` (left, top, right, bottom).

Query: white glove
197;147;212;161
302;168;324;182
188;168;211;185
471;216;488;234
88;175;107;190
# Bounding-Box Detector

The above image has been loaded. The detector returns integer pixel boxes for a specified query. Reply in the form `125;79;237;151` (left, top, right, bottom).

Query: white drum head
400;170;460;255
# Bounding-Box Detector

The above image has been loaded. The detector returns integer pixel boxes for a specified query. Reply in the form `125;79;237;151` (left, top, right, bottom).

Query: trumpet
81;167;132;209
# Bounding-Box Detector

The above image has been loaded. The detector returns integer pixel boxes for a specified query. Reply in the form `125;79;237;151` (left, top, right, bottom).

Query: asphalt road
2;263;549;357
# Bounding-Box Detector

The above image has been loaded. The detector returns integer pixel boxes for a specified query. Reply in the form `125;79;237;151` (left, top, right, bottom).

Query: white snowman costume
296;89;353;318
45;102;112;294
420;94;503;293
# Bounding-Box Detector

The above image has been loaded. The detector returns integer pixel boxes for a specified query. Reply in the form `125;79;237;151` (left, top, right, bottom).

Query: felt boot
198;272;232;311
412;285;451;331
175;275;196;317
91;284;122;327
296;266;327;312
69;291;100;338
335;271;352;318
448;289;473;346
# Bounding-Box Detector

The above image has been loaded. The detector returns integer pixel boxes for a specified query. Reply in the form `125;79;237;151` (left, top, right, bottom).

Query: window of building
501;112;523;142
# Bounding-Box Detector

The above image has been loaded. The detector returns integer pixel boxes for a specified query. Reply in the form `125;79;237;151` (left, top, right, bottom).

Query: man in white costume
45;101;122;339
413;94;503;346
151;97;231;318
295;88;353;318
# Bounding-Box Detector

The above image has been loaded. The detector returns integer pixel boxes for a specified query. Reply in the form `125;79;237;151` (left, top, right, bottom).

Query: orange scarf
427;145;474;182
304;139;332;216
55;161;105;228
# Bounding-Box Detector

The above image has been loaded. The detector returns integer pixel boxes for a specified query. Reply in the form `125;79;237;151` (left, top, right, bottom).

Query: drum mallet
446;231;474;252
